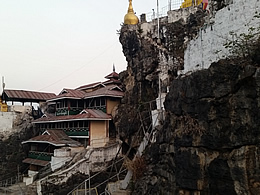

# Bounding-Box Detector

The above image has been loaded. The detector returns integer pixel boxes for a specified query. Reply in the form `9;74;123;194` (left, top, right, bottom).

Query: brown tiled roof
102;78;121;85
75;82;103;90
47;88;86;101
3;89;56;102
84;85;124;99
23;158;50;167
33;109;111;123
105;71;119;79
22;129;82;146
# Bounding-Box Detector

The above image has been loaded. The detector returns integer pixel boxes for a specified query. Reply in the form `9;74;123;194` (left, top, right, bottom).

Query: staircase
68;99;162;195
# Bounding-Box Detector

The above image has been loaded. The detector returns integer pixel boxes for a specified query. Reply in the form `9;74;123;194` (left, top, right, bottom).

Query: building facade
22;70;123;176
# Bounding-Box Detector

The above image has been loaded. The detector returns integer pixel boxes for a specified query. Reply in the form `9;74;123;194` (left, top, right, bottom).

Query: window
101;97;106;105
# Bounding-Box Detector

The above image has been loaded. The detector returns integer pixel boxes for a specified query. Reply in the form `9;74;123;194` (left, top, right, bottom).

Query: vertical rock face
117;3;260;195
115;25;159;147
0;109;37;181
135;61;260;194
116;9;205;147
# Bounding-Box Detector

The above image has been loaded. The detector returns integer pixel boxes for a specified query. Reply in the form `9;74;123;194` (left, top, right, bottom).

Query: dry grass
174;114;206;137
124;156;146;181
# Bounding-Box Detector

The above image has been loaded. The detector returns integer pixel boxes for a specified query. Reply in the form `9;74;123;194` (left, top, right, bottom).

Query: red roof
33;109;111;123
105;71;119;79
75;82;103;90
3;89;56;102
84;85;124;98
22;129;82;146
102;78;122;85
23;158;50;167
47;88;86;101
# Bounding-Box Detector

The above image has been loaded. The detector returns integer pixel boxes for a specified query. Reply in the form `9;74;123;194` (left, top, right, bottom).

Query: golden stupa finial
124;0;139;25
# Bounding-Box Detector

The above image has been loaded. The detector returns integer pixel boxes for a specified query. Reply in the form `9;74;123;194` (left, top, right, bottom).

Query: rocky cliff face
0;108;37;181
133;61;260;195
117;3;260;195
115;8;206;149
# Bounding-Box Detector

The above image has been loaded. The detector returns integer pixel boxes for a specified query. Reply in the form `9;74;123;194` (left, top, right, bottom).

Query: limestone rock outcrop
133;61;260;195
117;2;260;194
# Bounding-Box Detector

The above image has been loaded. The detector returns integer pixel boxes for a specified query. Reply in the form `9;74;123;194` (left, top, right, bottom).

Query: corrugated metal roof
84;85;124;98
47;88;86;101
102;78;122;85
3;89;56;101
105;71;119;79
75;82;103;90
33;109;111;123
22;158;50;166
22;129;82;146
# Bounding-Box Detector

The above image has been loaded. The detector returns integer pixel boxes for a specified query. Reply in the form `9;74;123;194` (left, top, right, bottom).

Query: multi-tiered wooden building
22;69;124;172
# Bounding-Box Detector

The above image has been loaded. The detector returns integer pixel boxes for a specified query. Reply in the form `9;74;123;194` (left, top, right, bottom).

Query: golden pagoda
124;0;139;25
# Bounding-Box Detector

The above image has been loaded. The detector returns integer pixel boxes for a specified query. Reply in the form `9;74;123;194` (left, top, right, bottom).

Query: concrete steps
107;181;130;195
0;182;27;195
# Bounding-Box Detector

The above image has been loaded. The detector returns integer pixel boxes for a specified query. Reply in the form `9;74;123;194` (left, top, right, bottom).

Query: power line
38;41;118;91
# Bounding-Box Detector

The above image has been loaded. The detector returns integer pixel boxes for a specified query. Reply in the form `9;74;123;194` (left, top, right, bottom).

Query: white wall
0;105;32;140
51;147;72;171
89;143;120;164
0;112;16;131
181;0;260;74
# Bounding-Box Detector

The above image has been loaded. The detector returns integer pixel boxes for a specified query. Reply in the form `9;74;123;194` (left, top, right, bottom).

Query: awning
22;158;50;167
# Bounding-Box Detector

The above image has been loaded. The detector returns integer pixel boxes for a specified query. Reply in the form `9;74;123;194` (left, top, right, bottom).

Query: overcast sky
0;0;181;94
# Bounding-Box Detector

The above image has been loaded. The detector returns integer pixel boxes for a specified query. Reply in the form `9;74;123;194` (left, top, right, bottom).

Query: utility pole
157;0;163;120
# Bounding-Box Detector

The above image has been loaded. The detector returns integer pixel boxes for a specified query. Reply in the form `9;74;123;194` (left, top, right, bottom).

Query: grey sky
0;0;179;94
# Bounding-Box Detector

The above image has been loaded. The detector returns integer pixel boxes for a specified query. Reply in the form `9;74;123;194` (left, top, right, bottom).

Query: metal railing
144;0;184;22
67;157;126;195
0;175;23;188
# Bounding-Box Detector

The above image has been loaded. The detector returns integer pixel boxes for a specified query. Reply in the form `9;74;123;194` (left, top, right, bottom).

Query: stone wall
182;0;260;74
0;105;32;140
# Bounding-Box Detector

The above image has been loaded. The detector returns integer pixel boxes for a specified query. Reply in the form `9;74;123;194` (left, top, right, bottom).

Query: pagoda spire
124;0;139;25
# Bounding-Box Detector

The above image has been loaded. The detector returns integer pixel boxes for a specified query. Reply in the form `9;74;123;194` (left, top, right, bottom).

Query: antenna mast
2;76;5;91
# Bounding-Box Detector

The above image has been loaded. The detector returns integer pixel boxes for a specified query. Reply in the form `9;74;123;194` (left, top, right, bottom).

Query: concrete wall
106;98;120;115
140;6;197;38
51;148;72;171
139;0;260;75
89;143;121;172
51;147;85;171
0;112;16;131
89;142;120;164
0;105;33;140
90;121;108;147
181;0;260;74
9;105;32;113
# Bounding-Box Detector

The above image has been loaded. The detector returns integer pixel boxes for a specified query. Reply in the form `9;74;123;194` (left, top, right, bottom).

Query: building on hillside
22;69;124;179
1;89;56;118
2;89;56;107
22;129;82;172
31;69;123;147
0;89;56;140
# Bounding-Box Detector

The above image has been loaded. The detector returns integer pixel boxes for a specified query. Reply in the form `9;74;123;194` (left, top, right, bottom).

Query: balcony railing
28;151;53;161
64;127;89;136
56;107;83;116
